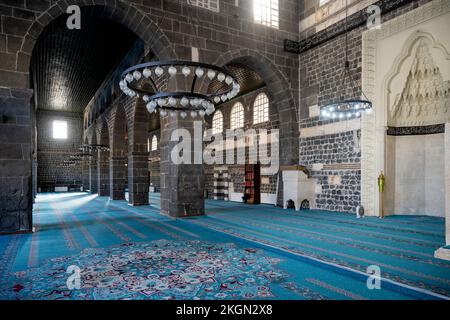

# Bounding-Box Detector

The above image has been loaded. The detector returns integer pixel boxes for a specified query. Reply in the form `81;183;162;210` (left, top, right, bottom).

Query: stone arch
19;1;177;83
213;49;299;165
383;31;450;127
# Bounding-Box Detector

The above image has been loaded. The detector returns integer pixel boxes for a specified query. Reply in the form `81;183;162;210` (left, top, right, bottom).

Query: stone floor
0;192;449;300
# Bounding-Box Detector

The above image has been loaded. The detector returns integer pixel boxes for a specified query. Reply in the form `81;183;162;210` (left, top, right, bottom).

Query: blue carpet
0;192;448;300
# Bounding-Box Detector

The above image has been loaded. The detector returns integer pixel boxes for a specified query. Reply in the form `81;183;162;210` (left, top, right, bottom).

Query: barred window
188;0;219;12
253;93;269;124
212;111;223;134
151;135;158;151
254;0;279;29
53;120;67;139
230;103;244;129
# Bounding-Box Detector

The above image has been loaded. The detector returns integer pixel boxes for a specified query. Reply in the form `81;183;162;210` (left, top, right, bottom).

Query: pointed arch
213;48;298;165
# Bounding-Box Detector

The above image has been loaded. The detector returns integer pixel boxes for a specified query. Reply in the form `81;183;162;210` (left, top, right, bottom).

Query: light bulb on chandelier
119;61;240;118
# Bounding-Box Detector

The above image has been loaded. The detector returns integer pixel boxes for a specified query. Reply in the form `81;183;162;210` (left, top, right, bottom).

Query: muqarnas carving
390;40;450;127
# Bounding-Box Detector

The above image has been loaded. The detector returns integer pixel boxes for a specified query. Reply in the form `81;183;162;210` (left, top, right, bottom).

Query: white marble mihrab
385;134;445;217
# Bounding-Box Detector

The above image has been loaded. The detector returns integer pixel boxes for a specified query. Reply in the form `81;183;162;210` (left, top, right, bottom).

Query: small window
53;120;68;139
253;93;269;124
188;0;219;12
212;111;223;134
254;0;279;29
151;135;158;151
230;103;244;129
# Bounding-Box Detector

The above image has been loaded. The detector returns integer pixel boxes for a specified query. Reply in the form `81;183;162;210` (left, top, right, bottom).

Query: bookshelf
244;163;261;204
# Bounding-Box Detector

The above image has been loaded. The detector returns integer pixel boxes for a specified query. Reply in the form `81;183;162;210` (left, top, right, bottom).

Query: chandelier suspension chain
119;1;241;119
320;0;373;120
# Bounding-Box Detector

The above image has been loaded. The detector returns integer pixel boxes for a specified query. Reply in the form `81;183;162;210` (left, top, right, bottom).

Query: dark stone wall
299;130;360;165
36;110;83;191
297;0;432;213
0;87;33;233
299;129;361;212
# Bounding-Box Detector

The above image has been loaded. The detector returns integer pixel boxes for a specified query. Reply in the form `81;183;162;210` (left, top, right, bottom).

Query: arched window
253;93;269;124
230;103;244;129
212;111;223;134
151;135;158;151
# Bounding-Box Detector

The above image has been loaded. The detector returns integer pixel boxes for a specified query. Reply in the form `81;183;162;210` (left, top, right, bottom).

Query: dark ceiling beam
284;0;416;54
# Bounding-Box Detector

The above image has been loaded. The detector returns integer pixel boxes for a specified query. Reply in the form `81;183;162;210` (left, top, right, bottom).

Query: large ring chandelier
119;61;240;118
321;99;372;119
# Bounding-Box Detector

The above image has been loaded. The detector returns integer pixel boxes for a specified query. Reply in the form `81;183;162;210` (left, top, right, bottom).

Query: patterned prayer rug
0;240;286;300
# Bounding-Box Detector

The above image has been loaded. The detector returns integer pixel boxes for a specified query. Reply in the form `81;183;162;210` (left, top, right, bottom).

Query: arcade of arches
0;0;450;301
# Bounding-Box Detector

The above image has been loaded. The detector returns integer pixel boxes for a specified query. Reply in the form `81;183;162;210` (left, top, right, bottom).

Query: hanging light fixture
119;1;240;118
80;144;110;152
320;0;373;119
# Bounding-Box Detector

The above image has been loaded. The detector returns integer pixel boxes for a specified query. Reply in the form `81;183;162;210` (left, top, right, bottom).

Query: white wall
385;134;445;217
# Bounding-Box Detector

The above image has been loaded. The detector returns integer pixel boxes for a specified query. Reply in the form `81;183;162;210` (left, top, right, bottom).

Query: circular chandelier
321;99;372;119
320;0;373;119
80;144;110;152
119;60;240;118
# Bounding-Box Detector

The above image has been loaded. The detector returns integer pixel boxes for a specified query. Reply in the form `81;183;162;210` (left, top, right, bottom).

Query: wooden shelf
244;163;260;204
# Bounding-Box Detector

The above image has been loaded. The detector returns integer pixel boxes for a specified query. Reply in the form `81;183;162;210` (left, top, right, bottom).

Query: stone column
89;154;98;194
435;123;450;261
110;156;126;200
160;116;204;217
128;152;149;206
0;88;34;234
97;150;109;196
82;158;89;192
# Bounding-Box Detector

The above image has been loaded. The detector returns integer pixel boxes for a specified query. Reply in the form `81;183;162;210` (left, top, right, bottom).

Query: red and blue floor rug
0;193;448;300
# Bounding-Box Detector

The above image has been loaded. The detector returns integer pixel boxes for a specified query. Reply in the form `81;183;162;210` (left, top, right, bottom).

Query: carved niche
388;39;450;127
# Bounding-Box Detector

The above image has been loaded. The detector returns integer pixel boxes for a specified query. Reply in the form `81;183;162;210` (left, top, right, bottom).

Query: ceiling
31;7;138;113
207;63;266;100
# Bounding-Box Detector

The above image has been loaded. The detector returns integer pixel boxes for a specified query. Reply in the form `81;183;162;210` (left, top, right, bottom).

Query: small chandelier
120;61;239;118
80;144;110;152
320;0;373;119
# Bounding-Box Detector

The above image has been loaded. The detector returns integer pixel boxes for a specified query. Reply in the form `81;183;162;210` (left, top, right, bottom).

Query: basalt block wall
297;0;433;213
0;87;33;234
36;110;83;191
